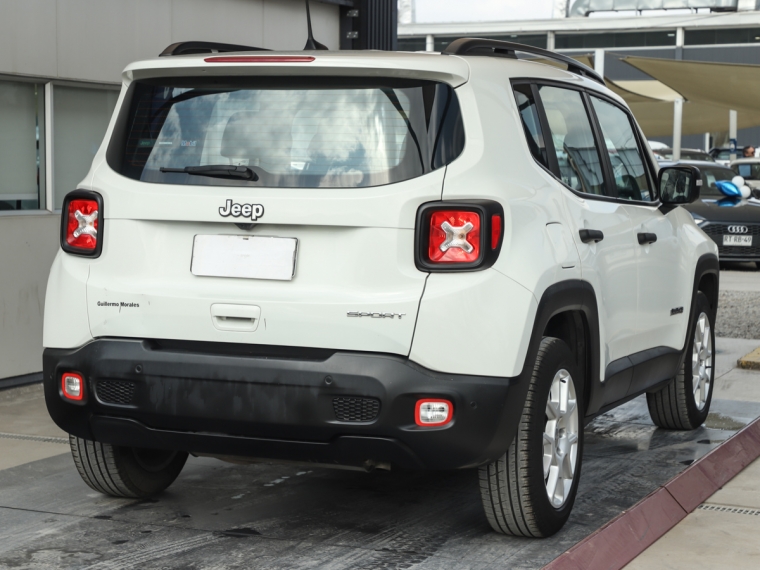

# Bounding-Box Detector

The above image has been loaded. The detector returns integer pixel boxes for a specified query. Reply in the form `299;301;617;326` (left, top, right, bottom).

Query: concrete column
672;98;683;161
730;109;738;161
594;48;605;78
547;31;555;51
704;132;710;153
675;27;684;60
425;34;434;52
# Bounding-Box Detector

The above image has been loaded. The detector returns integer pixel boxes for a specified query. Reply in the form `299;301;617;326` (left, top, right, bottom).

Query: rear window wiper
159;165;259;181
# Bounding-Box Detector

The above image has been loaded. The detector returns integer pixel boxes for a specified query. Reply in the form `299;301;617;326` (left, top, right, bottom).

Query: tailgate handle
210;304;261;332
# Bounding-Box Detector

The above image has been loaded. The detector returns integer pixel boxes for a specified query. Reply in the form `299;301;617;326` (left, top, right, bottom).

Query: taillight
428;210;481;263
415;201;504;272
60;190;104;257
491;215;502;250
415;399;453;427
204;56;316;63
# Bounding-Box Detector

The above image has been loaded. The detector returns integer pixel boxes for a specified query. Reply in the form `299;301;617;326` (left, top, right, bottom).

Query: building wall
0;0;340;83
0;214;59;380
0;0;340;381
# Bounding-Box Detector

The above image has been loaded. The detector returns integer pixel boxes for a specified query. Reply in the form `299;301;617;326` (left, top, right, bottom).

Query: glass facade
555;30;676;49
685;27;760;46
397;34;547;52
398;37;426;51
0;80;45;211
53;86;119;209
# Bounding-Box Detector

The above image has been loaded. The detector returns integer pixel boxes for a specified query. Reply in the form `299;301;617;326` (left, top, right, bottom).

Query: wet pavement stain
706;411;747;430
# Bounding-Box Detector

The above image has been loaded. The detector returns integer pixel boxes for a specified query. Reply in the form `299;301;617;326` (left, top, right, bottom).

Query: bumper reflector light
415;399;453;427
62;372;84;401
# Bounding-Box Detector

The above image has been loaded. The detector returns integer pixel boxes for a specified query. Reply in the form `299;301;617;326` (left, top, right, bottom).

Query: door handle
637;232;658;245
579;229;604;243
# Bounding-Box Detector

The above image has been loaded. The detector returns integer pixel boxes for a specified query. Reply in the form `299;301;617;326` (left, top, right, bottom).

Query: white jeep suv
43;39;719;537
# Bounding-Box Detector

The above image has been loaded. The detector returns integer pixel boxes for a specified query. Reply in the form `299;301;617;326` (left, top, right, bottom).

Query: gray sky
414;0;555;23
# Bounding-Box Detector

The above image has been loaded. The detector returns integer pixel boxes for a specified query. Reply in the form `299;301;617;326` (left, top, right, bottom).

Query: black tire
479;337;584;537
755;262;760;271
647;291;715;430
69;436;188;498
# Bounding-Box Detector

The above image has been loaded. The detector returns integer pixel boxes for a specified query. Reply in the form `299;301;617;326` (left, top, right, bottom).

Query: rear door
86;73;465;355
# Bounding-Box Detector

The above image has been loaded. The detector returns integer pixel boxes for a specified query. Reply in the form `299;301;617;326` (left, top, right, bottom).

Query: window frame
0;74;49;215
511;77;660;207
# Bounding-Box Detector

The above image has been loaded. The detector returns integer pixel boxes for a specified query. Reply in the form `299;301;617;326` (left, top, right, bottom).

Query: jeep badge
219;199;264;221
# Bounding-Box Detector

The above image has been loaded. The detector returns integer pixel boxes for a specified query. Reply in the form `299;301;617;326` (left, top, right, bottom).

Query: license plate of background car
191;235;298;281
723;235;753;246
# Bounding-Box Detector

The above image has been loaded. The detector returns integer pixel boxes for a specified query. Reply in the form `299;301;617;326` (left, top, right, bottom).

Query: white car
43;38;719;538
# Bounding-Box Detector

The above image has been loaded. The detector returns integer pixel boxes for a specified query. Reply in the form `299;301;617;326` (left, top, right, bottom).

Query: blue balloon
717;197;742;207
715;180;742;197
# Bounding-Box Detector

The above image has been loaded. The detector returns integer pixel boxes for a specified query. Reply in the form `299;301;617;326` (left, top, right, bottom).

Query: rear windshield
108;77;464;188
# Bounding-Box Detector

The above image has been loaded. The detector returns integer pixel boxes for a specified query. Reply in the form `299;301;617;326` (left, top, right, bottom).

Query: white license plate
723;235;753;246
191;235;298;281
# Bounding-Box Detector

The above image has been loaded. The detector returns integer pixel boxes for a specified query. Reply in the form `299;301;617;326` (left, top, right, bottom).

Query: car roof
731;158;760;164
121;49;624;104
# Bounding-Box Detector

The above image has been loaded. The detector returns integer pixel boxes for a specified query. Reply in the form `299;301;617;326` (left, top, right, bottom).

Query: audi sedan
664;160;760;268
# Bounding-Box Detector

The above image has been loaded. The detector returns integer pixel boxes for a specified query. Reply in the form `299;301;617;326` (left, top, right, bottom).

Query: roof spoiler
160;41;270;57
442;38;605;86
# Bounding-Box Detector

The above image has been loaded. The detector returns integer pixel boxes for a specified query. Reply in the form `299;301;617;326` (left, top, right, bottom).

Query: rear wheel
479;337;583;537
69;436;188;498
647;291;715;430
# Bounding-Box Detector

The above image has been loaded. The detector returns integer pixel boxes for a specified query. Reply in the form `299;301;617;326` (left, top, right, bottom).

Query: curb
543;416;760;570
737;347;760;370
0;372;43;391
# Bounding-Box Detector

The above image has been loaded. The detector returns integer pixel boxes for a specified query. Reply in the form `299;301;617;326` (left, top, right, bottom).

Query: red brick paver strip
544;417;760;570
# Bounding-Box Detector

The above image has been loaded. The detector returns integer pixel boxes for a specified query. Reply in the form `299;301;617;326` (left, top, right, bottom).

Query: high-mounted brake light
415;201;504;272
60;190;104;257
416;399;453;427
204;56;316;63
61;372;85;402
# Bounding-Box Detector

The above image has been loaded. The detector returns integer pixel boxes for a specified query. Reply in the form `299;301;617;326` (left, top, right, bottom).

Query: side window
537;85;606;196
590;96;653;202
512;84;549;169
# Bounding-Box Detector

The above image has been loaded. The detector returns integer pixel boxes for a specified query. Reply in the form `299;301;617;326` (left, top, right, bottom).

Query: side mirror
659;165;701;205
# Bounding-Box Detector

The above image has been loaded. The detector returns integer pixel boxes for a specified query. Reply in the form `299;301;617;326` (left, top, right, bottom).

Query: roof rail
442;38;605;86
160;41;270;57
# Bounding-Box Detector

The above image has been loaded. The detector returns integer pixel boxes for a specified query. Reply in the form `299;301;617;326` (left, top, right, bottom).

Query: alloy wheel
692;312;713;411
543;369;579;508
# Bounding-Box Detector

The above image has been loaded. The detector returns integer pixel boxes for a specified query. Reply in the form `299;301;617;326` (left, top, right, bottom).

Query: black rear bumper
43;339;523;470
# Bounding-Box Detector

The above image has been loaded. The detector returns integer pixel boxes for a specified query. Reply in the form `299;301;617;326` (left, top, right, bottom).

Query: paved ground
716;263;760;339
623;295;760;570
2;268;759;569
0;335;757;570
